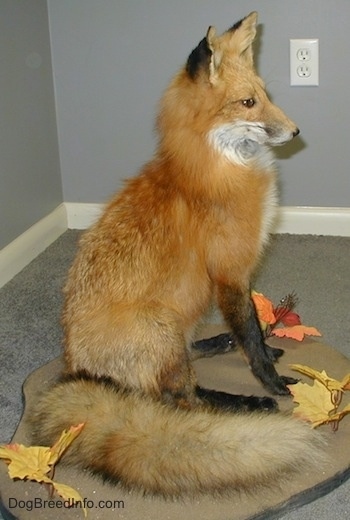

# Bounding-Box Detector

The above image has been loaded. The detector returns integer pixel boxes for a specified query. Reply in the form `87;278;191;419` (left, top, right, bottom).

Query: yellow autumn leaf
341;374;350;391
0;424;86;517
290;365;346;393
53;482;87;517
329;403;350;425
287;379;336;428
272;325;322;341
48;423;85;465
0;444;52;481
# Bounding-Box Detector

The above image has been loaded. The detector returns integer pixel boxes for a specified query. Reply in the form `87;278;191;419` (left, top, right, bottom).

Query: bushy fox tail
29;374;327;498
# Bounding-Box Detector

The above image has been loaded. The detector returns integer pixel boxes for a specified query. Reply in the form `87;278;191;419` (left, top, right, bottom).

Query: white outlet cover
290;39;319;86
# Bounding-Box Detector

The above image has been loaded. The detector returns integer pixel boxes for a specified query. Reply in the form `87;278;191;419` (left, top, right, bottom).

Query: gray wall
2;1;349;250
48;0;350;207
0;0;62;249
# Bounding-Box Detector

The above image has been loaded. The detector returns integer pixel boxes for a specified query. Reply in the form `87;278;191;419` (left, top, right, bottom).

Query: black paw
266;375;299;396
265;344;284;363
281;375;299;386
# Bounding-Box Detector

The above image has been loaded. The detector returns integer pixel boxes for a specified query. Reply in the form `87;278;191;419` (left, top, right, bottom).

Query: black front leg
217;284;297;395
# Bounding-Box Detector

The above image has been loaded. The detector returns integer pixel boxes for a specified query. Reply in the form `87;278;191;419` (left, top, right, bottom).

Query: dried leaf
290;365;346;392
329;403;350;425
0;425;86;517
288;366;350;430
48;423;85;464
341;374;350;391
251;291;276;329
0;444;52;481
52;482;87;517
272;325;322;341
287;379;335;428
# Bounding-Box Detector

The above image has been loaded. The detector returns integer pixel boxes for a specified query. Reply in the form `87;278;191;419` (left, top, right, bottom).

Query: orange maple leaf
272;325;322;341
251;291;276;328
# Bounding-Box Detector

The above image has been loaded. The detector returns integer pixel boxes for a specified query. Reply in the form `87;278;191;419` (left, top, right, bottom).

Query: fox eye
242;98;255;108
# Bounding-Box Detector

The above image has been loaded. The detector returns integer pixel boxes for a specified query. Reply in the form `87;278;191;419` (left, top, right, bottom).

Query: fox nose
293;128;300;137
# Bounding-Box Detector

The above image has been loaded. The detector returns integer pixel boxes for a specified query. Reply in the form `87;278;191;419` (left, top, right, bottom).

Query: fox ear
185;12;257;81
206;13;258;79
185;26;221;83
228;11;258;64
186;35;212;80
206;26;222;83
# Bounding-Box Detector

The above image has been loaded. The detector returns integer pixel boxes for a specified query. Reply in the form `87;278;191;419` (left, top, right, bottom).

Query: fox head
159;12;299;168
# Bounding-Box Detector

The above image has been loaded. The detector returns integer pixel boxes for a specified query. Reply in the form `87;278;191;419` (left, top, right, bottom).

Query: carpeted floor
0;230;350;519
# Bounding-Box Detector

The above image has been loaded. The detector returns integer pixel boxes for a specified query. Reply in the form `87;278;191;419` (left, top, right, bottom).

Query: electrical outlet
290;39;319;86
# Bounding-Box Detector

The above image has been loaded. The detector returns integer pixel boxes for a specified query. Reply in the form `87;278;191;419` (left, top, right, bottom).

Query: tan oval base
1;325;350;520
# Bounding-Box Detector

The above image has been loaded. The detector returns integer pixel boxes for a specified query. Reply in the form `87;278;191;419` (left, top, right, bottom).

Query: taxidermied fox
30;12;326;497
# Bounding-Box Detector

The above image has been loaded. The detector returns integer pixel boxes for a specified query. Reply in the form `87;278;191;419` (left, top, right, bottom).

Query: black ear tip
229;11;258;33
186;37;212;79
228;18;244;33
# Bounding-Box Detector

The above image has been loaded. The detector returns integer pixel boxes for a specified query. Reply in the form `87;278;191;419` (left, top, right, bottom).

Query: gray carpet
0;230;350;519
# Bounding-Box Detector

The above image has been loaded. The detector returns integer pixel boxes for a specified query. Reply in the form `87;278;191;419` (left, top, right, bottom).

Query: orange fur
62;12;298;403
30;13;329;499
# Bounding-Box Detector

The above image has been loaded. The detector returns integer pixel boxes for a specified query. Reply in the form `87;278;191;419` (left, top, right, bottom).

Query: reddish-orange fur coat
30;13;326;498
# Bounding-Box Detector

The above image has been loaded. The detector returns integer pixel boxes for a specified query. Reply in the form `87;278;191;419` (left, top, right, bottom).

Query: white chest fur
208;122;276;171
208;122;279;247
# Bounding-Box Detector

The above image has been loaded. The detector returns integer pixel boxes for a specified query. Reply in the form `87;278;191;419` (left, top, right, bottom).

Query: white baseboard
1;203;349;288
64;202;105;229
276;206;350;236
66;202;350;237
0;204;67;288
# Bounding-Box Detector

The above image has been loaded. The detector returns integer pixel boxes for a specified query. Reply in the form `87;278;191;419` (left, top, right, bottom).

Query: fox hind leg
196;386;277;412
190;334;279;412
158;331;278;412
